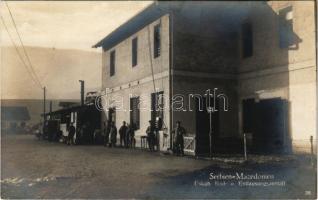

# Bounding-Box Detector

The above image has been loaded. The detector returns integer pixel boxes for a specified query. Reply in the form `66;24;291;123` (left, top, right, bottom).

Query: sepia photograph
1;0;317;199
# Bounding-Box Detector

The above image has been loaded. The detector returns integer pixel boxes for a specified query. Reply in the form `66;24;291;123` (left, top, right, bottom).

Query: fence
184;136;196;155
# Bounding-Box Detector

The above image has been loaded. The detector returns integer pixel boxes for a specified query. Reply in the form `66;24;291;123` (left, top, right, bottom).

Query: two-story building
93;1;316;155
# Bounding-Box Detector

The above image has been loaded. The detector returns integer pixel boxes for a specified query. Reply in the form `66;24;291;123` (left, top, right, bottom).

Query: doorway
195;97;219;156
242;98;289;154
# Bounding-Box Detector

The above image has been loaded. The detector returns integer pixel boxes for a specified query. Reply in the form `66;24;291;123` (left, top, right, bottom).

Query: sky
0;1;152;51
0;1;153;99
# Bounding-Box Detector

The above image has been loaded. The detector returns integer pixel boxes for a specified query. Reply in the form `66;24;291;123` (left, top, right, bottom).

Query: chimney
79;80;85;106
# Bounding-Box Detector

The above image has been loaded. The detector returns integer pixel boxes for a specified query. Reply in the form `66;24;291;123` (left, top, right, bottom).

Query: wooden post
208;107;213;159
43;87;46;121
42;87;46;138
310;136;314;154
244;133;247;161
310;135;314;166
79;80;85;106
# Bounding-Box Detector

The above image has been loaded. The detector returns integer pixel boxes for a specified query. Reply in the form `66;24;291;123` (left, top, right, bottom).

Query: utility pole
79;80;85;106
43;87;46;122
208;106;213;159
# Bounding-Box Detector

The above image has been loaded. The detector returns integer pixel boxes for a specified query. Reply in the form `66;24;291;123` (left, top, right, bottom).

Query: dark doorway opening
47;120;59;142
242;97;290;154
77;106;102;145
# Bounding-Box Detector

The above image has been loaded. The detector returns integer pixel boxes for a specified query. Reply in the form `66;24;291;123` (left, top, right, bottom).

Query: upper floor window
110;50;115;76
154;24;161;58
279;6;293;48
242;22;253;58
132;37;138;67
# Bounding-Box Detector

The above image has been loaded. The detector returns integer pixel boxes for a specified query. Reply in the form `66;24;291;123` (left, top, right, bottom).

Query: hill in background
1;99;80;125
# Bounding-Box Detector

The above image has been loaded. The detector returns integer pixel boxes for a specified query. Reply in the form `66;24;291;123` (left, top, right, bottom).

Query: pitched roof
93;2;171;50
92;1;247;50
1;106;30;121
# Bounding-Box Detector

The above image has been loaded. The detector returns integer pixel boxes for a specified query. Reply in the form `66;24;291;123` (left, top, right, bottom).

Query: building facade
238;1;316;154
94;1;316;154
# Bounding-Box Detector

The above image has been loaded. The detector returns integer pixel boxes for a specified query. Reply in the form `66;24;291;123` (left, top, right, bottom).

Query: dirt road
1;134;316;199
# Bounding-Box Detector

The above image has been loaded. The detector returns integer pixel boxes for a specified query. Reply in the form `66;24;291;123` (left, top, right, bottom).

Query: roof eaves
92;2;160;49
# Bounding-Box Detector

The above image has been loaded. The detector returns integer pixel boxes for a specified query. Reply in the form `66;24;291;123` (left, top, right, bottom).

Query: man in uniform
127;123;136;148
119;121;128;147
67;123;76;145
172;121;186;156
146;120;155;151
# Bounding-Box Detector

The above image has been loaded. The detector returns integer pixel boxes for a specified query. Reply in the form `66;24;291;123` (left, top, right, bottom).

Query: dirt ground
1;134;317;199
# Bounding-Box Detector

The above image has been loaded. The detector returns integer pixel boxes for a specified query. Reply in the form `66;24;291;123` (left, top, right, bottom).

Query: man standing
119;121;128;147
67;123;76;145
146;120;155;151
127;123;136;148
109;121;117;147
172;121;186;156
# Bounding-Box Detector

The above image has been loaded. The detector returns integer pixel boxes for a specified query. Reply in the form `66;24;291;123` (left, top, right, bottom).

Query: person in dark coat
172;121;186;156
75;125;83;145
146;120;155;151
87;122;94;144
125;123;130;148
67;123;76;145
119;121;128;147
109;121;117;147
56;129;63;142
127;123;136;148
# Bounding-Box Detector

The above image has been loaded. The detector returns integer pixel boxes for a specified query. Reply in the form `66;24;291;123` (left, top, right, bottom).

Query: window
110;50;115;76
154;24;161;58
242;22;253;58
132;37;138;67
279;6;293;48
130;97;140;130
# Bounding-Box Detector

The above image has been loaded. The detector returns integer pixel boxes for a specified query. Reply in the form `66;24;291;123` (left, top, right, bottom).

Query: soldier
119;121;128;147
127;123;136;148
146;120;155;151
124;123;130;148
172;121;186;156
109;121;117;147
80;122;91;144
77;124;84;145
67;123;76;145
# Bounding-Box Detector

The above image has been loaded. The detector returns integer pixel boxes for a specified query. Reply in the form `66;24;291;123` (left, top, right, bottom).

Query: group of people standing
66;123;76;145
66;119;187;157
104;121;136;148
146;120;157;151
144;120;187;156
66;122;102;145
